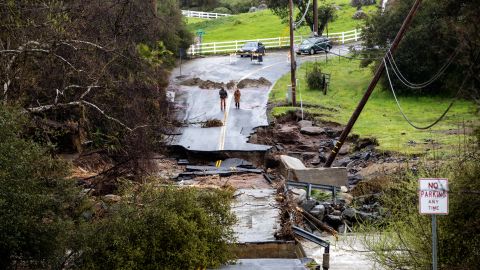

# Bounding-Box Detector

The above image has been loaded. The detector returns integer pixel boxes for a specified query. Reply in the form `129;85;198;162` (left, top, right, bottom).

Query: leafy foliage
361;0;480;100
78;184;236;269
306;63;325;90
0;106;83;269
359;142;480;269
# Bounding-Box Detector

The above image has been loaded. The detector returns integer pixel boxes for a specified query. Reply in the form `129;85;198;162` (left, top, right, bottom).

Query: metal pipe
324;0;423;167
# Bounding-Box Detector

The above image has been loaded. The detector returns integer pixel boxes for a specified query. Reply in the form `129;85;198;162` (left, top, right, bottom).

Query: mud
180;77;272;90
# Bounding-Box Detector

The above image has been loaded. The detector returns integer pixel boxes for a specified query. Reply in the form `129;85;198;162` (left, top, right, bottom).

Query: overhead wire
383;57;468;130
294;0;311;28
386;49;458;89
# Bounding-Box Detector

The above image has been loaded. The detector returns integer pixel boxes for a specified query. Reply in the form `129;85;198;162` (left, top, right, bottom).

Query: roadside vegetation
187;1;377;43
356;137;480;269
269;58;478;154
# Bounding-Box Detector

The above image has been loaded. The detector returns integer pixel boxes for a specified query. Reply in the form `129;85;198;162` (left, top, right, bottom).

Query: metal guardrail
181;10;231;19
187;29;361;55
286;180;340;203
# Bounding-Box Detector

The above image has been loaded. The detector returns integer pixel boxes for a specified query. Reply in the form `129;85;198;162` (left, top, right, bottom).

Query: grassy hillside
187;1;377;42
269;58;478;155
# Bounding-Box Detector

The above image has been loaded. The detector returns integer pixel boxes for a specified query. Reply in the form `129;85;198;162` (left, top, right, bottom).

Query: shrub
212;7;232;14
0;107;82;269
306;64;325;90
78;184;236;269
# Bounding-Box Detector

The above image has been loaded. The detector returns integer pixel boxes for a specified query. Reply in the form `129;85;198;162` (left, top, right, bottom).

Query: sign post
419;178;449;270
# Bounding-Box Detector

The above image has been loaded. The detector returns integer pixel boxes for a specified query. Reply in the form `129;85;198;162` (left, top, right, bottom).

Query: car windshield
301;39;316;45
243;42;257;48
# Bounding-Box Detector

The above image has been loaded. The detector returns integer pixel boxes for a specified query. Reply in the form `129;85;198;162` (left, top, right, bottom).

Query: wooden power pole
289;0;297;106
324;0;423;167
313;0;318;35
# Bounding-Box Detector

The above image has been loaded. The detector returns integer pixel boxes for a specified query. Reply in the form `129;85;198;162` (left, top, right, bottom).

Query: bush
0;107;82;269
212;7;232;14
359;138;480;269
306;64;325;90
78;184;236;269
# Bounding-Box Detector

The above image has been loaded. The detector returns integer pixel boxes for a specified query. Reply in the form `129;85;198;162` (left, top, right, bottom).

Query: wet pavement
169;47;353;152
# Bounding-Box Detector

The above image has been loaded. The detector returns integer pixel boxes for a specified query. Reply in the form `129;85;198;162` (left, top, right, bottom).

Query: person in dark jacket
219;87;228;111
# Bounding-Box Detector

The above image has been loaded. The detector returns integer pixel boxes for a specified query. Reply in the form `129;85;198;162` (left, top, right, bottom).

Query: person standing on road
234;87;241;109
219;87;228;111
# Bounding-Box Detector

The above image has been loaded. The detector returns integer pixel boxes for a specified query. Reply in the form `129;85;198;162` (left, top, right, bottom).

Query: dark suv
238;41;266;57
296;37;331;55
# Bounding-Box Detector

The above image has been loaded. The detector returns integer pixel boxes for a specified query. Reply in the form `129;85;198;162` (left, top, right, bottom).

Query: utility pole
289;0;297;106
324;0;423;167
313;0;318;35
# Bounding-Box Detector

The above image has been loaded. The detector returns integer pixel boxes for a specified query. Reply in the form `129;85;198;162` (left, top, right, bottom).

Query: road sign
419;178;448;215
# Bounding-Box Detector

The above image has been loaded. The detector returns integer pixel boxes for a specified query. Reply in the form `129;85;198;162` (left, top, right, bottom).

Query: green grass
187;1;378;42
185;17;208;25
269;58;478;155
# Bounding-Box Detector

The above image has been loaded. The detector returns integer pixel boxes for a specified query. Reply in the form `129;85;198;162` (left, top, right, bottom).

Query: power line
294;0;311;28
386;49;458;89
327;50;382;61
383;58;467;130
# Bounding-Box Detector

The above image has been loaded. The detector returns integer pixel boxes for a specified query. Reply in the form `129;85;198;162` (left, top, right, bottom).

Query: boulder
340;192;353;205
309;204;326;220
301;152;317;161
257;3;268;10
352;9;368;20
103;194;121;203
300;126;325;135
298;120;313;128
342;208;357;221
338;144;350;155
291;188;307;204
276;126;300;143
325;214;343;227
302;199;317;212
249;6;257;12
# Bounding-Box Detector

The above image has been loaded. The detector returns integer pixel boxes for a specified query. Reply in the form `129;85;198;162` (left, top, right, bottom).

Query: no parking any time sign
419;178;449;215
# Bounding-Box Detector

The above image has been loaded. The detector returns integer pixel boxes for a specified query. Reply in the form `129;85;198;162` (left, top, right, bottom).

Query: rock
302;199;317;212
301;152;317;161
357;211;379;222
340;193;353;205
338;144;350;155
318;152;328;162
249;6;257;12
332;210;342;216
338;224;346;234
298;120;313;128
310;204;326;220
325;214;343;227
276;126;299;143
300;126;325;135
257;3;268;10
342;208;357;221
291;188;307;204
325;128;342;137
310;158;321;166
352;9;368;19
334;157;351;167
319;140;333;148
82;211;93;220
348;174;363;186
355;137;379;150
103;194;121;203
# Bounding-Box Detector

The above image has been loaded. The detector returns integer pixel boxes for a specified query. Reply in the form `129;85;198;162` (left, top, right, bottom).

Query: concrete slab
294;167;348;187
232;189;279;243
280;155;347;187
216;259;308;270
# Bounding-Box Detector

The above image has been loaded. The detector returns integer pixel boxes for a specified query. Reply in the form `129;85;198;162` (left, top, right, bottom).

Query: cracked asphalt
169;46;353;152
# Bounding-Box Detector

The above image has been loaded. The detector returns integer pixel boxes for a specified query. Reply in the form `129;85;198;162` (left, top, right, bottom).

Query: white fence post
355;29;358;41
213;43;216;54
235;40;238;51
342;32;345;44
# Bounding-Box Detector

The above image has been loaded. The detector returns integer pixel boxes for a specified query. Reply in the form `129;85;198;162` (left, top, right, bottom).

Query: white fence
187;29;361;55
181;10;231;19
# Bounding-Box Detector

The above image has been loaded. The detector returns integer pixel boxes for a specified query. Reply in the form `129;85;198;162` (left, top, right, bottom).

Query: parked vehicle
296;37;331;55
238;41;266;57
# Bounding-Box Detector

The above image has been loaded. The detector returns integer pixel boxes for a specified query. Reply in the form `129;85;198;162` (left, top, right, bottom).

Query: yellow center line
217;60;286;151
